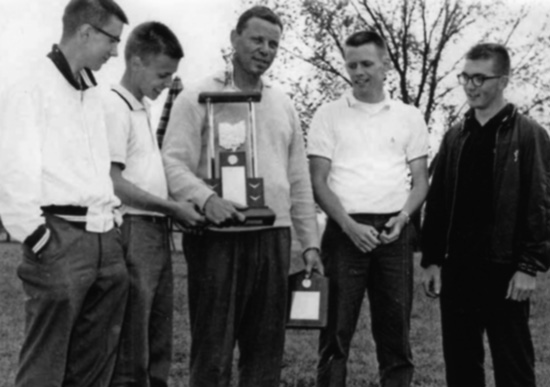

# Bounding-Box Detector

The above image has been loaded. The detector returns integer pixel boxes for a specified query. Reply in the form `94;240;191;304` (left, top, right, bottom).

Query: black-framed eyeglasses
90;24;120;43
457;73;503;87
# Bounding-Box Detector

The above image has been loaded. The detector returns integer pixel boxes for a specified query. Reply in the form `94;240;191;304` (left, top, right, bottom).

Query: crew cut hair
62;0;128;38
466;43;511;76
235;6;283;34
345;30;387;51
125;22;184;63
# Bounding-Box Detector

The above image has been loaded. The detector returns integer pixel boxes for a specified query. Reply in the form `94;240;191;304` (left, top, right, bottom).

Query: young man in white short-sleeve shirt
308;30;429;387
104;22;204;387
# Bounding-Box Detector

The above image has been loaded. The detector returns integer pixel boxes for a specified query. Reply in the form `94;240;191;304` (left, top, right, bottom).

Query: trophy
198;91;276;227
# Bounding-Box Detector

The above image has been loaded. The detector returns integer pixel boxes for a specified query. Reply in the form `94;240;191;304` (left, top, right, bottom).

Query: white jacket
0;50;120;249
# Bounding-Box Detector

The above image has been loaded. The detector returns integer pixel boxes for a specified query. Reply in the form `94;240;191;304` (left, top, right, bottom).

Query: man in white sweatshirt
161;6;323;387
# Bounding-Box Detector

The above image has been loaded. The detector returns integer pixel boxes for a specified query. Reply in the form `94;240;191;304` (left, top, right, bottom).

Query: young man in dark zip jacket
421;43;550;387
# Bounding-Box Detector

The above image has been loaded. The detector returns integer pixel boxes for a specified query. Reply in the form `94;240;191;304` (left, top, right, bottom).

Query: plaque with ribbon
287;270;329;329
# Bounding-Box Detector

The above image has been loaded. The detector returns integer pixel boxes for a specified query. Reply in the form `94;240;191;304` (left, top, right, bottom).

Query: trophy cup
198;91;276;227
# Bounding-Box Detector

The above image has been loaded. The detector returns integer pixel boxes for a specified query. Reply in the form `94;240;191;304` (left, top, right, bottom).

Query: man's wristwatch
302;246;320;258
399;210;410;224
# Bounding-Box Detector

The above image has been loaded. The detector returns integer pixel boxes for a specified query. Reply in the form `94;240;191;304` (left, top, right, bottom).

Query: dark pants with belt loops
15;214;129;387
110;215;173;387
317;214;414;387
183;227;291;387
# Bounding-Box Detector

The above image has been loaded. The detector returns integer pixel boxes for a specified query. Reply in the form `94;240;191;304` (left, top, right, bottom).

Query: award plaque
198;91;276;227
287;270;329;329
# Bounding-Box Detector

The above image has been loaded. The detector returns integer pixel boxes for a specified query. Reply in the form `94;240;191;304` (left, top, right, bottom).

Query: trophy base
239;206;276;227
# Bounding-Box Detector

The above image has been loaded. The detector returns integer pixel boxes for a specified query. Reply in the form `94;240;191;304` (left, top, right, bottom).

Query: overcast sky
0;0;241;81
1;0;547;82
0;0;241;119
0;0;548;123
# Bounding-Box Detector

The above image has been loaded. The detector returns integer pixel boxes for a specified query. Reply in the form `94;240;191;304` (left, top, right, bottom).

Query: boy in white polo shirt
104;22;204;387
308;31;429;387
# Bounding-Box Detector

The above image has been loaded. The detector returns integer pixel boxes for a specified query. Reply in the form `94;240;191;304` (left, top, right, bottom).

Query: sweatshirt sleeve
287;104;320;251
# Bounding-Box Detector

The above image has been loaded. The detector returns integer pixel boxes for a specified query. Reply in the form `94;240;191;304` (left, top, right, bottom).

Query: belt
123;214;167;225
42;205;88;229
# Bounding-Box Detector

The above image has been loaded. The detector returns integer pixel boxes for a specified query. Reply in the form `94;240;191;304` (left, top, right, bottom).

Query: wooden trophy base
239;206;276;226
203;177;276;227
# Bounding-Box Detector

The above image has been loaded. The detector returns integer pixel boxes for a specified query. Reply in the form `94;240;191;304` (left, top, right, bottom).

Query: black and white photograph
1;0;549;386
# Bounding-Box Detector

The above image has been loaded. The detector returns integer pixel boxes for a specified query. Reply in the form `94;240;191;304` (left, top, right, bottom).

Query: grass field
1;239;549;387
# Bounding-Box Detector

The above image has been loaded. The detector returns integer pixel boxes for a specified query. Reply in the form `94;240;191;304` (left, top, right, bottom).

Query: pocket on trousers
25;218;82;264
25;234;61;264
21;242;45;263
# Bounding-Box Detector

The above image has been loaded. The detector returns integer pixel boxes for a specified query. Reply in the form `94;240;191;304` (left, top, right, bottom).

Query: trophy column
199;91;276;227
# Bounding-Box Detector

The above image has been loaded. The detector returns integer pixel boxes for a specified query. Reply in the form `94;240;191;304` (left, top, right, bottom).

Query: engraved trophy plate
220;152;247;206
198;91;276;227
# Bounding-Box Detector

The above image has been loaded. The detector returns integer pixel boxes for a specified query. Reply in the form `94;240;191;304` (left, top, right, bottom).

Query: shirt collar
344;89;392;110
212;66;272;90
47;44;96;91
111;83;146;111
463;103;516;131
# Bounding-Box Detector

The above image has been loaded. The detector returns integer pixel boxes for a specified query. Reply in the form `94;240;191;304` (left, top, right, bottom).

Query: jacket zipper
491;108;515;214
444;121;468;259
492;125;500;215
80;91;99;176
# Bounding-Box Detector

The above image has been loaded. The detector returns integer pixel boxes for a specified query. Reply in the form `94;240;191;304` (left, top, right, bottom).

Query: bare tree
239;0;550;135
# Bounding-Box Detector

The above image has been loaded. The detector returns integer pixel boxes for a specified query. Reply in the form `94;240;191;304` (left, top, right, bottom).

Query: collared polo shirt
308;91;429;214
104;84;168;217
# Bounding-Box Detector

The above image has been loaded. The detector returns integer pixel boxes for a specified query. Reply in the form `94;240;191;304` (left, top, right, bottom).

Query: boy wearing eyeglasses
0;1;129;386
422;43;550;387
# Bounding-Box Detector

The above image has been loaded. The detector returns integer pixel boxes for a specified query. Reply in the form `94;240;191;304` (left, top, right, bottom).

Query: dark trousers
183;227;291;387
440;260;535;387
110;216;173;387
16;214;129;387
317;215;414;387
